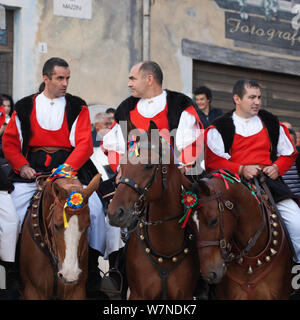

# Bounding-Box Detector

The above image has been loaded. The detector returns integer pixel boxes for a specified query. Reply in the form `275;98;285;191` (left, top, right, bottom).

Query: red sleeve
64;106;93;170
274;124;298;176
0;106;5;128
204;126;241;174
2;111;29;172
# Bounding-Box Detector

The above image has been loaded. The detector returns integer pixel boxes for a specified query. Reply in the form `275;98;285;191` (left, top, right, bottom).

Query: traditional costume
2;93;106;254
103;90;204;171
205;109;300;262
0;105;19;263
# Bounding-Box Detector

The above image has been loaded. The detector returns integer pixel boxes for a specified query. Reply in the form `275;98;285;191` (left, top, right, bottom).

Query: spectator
0;94;14;176
105;107;116;121
193;86;223;128
92;112;113;147
282;128;300;197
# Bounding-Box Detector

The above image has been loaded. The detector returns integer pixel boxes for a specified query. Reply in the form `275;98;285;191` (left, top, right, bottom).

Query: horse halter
117;141;168;218
196;190;237;263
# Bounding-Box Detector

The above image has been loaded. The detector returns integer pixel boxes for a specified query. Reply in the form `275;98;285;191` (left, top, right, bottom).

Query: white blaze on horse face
59;215;82;282
192;212;200;232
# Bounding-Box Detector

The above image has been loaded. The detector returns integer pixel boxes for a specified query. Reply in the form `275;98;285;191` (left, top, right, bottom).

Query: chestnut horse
190;170;291;299
107;122;199;299
20;166;101;299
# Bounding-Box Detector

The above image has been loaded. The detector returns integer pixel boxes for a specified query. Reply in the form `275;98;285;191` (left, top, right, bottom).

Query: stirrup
99;268;123;300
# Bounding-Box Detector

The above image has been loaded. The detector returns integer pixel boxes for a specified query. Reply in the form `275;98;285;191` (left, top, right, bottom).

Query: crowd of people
1;57;300;300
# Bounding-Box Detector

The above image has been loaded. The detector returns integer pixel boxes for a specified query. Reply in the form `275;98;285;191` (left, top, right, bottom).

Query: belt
30;146;72;154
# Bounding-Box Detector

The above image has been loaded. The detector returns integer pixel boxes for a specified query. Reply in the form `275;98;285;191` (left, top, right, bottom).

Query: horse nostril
117;207;125;218
209;272;217;282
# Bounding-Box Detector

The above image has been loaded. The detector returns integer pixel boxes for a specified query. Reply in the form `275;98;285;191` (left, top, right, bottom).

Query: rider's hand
20;164;37;180
241;165;261;180
263;164;279;180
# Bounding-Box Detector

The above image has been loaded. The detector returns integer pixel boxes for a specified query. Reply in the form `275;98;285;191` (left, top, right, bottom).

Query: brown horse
20;167;101;299
107;122;199;299
191;170;291;299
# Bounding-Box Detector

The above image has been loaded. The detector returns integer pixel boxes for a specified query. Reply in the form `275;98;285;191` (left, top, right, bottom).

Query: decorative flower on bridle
66;192;84;209
179;191;199;229
62;192;84;229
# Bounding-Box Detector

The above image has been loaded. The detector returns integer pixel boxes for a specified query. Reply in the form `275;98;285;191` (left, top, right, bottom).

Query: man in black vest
193;86;223;129
2;57;106;297
204;78;300;268
103;61;204;175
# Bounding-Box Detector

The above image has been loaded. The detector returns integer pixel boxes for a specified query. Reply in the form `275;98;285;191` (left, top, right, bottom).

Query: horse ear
83;173;102;200
127;119;136;133
197;180;211;196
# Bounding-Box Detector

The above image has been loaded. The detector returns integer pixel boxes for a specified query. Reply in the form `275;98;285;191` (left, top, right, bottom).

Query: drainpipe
0;4;6;30
143;0;150;61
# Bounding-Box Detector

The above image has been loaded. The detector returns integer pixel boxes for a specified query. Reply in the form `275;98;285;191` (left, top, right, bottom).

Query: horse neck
230;181;269;256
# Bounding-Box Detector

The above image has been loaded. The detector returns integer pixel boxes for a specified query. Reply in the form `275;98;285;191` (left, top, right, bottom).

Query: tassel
44;154;52;167
181;208;192;229
63;202;69;229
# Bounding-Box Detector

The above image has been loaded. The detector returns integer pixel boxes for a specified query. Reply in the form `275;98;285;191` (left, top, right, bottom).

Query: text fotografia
225;12;300;50
102;304;197;317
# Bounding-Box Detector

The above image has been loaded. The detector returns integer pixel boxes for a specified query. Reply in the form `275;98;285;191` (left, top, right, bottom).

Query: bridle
117;140;171;224
196;180;266;264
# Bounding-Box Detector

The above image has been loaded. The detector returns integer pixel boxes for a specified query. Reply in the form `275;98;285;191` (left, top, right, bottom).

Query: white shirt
35;92;66;131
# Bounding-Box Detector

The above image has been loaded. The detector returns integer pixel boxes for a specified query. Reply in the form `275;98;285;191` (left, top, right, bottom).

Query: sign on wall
225;11;300;51
53;0;92;20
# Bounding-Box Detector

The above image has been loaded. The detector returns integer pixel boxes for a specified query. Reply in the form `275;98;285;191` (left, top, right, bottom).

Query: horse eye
208;217;218;228
145;164;154;170
54;224;60;231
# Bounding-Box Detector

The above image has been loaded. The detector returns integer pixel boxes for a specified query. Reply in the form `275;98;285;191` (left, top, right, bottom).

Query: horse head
43;167;101;284
108;120;177;228
189;172;240;284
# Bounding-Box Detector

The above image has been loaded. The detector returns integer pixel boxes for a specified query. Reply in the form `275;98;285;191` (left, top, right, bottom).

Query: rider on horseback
102;60;204;298
2;57;106;298
204;79;300;275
